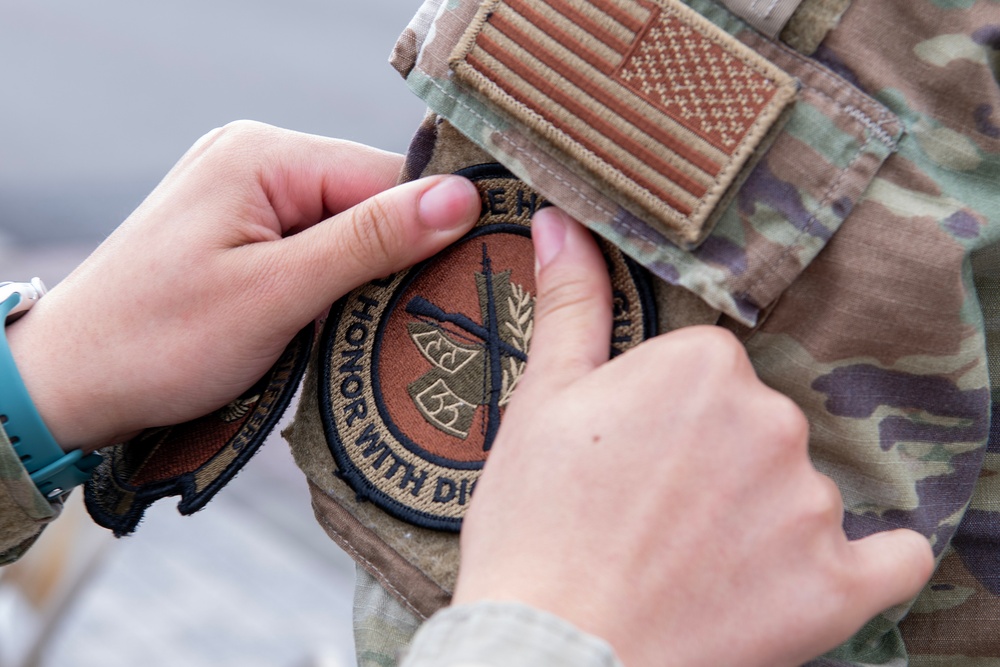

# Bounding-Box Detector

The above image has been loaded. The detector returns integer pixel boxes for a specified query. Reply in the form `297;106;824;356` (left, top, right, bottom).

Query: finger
254;174;480;321
524;207;613;390
848;528;934;617
166;121;406;235
258;135;405;233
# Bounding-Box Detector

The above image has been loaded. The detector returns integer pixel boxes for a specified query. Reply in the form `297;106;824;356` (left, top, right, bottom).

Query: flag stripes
451;0;794;235
467;45;702;214
542;0;640;53
484;5;727;174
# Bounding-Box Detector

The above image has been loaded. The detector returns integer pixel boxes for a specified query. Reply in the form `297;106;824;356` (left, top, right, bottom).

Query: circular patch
319;164;657;531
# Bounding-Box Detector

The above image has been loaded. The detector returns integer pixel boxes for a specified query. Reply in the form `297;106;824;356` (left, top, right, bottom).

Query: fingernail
532;207;569;270
419;176;479;231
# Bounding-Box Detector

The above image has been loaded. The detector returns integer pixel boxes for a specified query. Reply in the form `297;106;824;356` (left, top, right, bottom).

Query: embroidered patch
85;325;313;537
319;164;656;531
449;0;798;245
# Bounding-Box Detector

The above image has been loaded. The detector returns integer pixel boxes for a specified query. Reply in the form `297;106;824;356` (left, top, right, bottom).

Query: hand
453;208;934;667
6;121;480;452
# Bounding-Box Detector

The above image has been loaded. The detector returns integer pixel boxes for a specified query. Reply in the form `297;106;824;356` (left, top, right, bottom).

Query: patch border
319;164;657;532
85;324;314;537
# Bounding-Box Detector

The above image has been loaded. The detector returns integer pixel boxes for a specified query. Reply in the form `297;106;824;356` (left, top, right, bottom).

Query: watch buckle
1;278;47;323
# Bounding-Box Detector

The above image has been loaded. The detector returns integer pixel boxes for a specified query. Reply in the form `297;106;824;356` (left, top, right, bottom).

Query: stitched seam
472;3;900;154
743;31;899;139
844;104;897;148
433;48;892;198
806;88;896;147
429;77;619;219
744;131;873;300
429;78;682;251
428;73;878;249
424;30;893;304
316;510;428;620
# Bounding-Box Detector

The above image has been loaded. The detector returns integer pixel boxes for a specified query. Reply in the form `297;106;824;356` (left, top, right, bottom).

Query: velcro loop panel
449;0;798;247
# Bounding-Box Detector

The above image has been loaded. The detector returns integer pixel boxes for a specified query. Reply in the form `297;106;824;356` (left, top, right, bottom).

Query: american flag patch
450;0;798;245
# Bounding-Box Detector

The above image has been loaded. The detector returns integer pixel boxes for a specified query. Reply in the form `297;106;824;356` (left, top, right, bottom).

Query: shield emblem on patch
318;164;656;531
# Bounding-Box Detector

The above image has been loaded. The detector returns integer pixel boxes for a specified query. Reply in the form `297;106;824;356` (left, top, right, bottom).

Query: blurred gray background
0;0;426;248
0;2;429;666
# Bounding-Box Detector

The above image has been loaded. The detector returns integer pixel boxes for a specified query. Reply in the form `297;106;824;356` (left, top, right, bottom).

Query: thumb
522;208;612;390
848;528;934;619
273;174;480;319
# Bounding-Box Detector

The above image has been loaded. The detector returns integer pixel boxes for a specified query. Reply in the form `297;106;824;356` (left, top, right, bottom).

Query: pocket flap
397;0;902;327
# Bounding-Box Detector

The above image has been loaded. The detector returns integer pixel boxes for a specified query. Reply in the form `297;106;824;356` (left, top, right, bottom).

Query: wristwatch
0;279;102;498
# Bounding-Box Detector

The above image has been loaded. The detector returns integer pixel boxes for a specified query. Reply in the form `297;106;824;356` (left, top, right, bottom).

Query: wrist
1;281;103;496
5;310;107;454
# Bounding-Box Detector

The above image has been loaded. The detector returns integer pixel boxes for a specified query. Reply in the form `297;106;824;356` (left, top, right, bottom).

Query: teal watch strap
0;287;102;498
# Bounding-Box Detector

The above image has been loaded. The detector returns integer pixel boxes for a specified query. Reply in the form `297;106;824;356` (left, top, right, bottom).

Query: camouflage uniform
0;421;59;565
3;0;1000;665
330;0;1000;664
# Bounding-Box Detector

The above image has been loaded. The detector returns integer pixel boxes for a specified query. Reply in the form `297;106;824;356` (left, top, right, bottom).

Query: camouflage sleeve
400;602;622;667
353;566;424;666
0;419;60;565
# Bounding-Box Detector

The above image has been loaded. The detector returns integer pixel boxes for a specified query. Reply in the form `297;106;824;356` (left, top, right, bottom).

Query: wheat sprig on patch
500;284;535;405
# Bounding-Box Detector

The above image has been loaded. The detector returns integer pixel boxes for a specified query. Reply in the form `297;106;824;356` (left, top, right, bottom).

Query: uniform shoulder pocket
399;0;901;326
